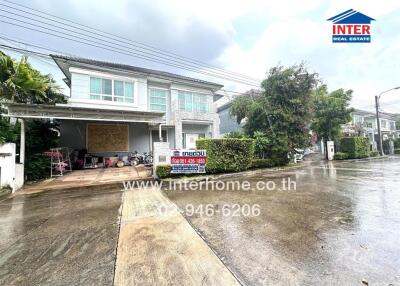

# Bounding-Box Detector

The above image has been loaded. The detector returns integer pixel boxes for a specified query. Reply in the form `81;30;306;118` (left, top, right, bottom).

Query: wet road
1;157;399;285
164;157;400;285
0;187;122;285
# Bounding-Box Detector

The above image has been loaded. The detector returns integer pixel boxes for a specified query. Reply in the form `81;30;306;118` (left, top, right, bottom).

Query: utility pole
375;86;400;156
375;95;383;156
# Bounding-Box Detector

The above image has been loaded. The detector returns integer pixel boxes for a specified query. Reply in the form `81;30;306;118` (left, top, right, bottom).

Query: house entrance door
185;133;199;149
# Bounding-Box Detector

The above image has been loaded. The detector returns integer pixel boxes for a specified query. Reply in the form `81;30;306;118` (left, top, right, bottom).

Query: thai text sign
170;149;206;173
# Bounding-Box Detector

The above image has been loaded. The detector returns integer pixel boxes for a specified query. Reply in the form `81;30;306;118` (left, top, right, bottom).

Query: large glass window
178;91;209;113
114;81;134;103
149;88;167;111
90;77;112;101
90;77;134;103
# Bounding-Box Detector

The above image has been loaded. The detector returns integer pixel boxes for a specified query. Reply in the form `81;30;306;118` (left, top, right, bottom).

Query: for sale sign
170;149;207;173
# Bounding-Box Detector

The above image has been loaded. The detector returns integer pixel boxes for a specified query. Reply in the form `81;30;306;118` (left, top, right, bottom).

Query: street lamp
375;86;400;155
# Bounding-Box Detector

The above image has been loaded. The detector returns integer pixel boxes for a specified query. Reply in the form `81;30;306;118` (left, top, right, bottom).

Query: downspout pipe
159;123;166;142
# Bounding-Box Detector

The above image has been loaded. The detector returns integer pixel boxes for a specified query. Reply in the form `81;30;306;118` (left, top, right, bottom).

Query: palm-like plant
0;51;66;104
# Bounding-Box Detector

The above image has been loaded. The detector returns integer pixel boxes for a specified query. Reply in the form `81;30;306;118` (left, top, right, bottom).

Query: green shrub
339;137;370;159
394;149;400;155
333;152;349;160
369;151;380;157
196;138;255;173
156;164;172;178
394;139;400;149
223;131;248;139
25;153;51;181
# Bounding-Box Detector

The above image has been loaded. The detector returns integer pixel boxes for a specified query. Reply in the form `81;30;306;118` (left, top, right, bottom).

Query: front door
185;133;199;149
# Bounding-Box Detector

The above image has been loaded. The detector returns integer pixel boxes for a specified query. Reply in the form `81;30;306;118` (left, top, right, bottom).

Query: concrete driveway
0;157;399;285
0;184;239;285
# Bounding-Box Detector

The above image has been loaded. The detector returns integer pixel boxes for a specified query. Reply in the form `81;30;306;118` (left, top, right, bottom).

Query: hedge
196;138;255;173
339;137;370;159
156;164;172;179
395;149;400;155
333;152;349;160
394;139;400;149
369;151;379;157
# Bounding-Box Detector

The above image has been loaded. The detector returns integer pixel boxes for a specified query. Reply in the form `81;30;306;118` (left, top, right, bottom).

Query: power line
0;0;261;85
0;0;261;82
0;42;251;97
0;16;260;87
0;7;259;86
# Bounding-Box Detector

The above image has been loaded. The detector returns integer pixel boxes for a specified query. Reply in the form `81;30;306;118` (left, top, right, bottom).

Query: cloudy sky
1;0;400;112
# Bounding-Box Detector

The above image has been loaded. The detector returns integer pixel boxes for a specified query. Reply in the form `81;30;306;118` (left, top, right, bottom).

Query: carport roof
1;103;165;124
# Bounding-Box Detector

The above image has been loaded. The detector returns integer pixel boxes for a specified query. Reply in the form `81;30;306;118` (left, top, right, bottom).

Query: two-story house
4;55;223;158
342;109;397;145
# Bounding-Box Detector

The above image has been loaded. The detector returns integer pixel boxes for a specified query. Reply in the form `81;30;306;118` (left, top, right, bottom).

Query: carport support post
19;118;25;164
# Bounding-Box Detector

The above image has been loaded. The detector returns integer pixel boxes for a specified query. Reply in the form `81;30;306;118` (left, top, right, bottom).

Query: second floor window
90;77;112;101
90;77;134;103
149;88;167;112
381;119;387;128
390;121;396;130
178;91;209;113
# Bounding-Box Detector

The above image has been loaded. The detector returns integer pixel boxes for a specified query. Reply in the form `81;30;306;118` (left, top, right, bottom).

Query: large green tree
311;85;353;153
231;64;319;151
0;51;66;104
0;51;65;180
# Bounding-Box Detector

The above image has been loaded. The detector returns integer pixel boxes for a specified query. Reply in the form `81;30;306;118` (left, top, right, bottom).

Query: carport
1;102;165;188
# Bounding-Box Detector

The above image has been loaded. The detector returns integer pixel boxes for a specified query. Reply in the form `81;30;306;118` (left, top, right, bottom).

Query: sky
1;0;400;113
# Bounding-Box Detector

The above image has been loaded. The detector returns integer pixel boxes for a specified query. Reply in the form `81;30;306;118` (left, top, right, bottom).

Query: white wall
69;68;148;112
0;143;23;192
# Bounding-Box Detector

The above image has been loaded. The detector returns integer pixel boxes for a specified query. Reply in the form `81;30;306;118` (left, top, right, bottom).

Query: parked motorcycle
127;151;153;166
143;152;153;165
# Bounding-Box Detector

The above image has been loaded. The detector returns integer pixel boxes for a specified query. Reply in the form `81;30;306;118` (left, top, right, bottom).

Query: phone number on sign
159;204;261;217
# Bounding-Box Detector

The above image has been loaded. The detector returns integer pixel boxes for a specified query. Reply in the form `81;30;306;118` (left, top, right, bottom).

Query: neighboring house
217;101;244;135
3;55;224;156
342;109;397;145
217;89;262;135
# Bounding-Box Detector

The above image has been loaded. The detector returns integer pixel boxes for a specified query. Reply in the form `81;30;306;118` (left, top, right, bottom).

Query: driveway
0;186;122;285
164;157;400;285
0;157;399;285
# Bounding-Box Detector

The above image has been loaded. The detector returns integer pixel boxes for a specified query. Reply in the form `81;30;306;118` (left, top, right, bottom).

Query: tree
231;64;319;151
311;85;353;157
0;51;66;104
0;51;65;180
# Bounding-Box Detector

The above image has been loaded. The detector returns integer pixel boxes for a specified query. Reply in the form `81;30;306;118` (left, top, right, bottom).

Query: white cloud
2;0;400;112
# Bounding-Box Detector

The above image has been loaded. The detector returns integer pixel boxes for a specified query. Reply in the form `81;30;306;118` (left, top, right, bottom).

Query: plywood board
87;123;129;153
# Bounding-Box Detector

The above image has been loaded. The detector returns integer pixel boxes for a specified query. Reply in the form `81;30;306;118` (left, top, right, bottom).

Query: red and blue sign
170;149;207;174
327;9;375;43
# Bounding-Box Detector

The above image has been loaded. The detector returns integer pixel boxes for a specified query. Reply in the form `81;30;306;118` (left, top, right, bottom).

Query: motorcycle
128;151;153;166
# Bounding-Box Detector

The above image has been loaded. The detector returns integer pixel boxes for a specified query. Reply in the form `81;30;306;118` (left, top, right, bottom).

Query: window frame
90;76;135;104
177;90;209;113
148;87;168;112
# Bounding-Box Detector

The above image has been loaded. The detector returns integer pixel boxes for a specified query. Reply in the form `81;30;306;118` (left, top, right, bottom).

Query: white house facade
4;55;223;158
342;109;398;146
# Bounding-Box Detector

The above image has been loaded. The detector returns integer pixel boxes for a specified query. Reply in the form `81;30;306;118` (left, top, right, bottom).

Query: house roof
352;109;397;120
327;9;375;24
217;89;262;112
50;55;223;90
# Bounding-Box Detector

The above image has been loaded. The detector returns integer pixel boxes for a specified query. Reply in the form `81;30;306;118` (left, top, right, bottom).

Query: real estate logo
327;9;375;43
